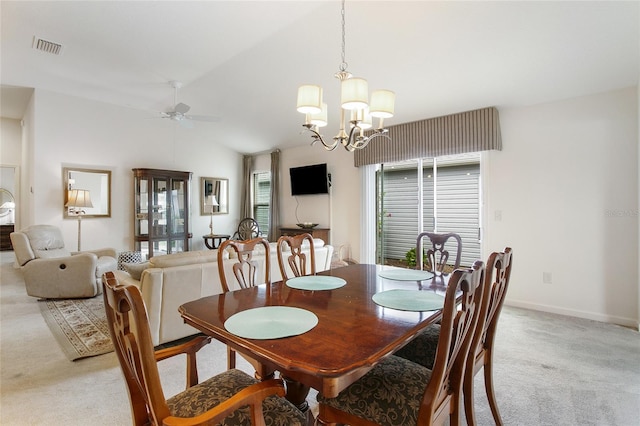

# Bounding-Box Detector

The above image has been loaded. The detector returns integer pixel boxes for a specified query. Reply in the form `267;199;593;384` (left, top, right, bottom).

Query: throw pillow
123;261;151;280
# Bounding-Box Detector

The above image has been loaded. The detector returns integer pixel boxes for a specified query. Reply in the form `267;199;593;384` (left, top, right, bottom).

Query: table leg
281;375;314;424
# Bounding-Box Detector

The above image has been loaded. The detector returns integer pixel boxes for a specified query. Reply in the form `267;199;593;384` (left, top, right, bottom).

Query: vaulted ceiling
2;1;638;153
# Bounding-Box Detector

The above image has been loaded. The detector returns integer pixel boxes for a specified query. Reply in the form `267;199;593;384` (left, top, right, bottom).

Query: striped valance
354;106;502;167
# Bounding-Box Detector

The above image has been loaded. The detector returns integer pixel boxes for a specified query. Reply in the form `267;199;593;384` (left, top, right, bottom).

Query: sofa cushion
34;247;72;259
123;261;151;280
150;249;227;268
228;239;325;258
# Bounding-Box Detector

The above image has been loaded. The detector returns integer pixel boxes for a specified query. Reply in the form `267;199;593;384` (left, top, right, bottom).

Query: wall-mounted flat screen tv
289;163;329;196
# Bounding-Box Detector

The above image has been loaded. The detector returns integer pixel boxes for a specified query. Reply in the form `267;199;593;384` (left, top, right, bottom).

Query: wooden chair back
102;271;172;426
276;233;316;280
218;237;271;293
417;231;462;274
419;260;485;425
464;247;513;425
232;218;261;240
217;238;276;376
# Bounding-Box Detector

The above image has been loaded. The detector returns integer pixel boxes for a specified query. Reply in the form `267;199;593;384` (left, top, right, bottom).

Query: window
253;171;271;232
376;153;481;268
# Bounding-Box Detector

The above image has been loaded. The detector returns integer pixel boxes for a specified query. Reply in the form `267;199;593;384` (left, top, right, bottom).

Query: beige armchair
10;224;117;299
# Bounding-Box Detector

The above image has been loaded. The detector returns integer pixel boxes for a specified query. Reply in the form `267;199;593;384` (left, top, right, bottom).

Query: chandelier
296;0;395;152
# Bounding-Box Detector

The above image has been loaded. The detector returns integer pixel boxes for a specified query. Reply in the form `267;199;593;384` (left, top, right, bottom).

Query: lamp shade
206;195;219;207
66;189;93;208
310;103;328;127
341;77;368;110
296;85;323;114
369;90;395;118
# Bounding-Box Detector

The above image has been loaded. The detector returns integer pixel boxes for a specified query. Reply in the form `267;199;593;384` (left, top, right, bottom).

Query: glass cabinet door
133;169;192;259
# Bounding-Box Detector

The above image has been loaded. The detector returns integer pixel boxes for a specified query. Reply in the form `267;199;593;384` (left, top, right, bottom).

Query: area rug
38;296;114;361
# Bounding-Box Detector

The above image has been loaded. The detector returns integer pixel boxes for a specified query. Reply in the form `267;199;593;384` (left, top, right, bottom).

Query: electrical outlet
543;272;552;284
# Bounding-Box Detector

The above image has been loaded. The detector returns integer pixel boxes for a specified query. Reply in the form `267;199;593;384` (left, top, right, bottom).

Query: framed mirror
63;167;112;218
200;177;228;215
0;188;16;224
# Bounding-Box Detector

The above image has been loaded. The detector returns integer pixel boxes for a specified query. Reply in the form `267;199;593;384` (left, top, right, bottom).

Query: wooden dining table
178;263;446;418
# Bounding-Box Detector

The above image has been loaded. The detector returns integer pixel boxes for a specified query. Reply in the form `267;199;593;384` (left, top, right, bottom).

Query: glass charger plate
224;306;318;339
378;269;434;281
372;289;444;312
286;275;347;291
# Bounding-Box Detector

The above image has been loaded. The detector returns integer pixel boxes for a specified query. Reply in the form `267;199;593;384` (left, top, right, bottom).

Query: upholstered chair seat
318;355;432;426
393;323;440;369
167;368;306;425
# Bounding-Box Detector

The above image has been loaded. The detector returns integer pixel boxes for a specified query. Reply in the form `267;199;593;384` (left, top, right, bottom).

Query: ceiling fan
159;81;219;126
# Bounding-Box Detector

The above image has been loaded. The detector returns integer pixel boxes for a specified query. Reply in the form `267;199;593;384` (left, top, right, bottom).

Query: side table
203;234;230;250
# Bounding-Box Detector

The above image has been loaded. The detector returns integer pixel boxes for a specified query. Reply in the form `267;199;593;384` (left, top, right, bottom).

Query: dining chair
231;217;261;241
218;237;271;293
395;248;513;426
101;271;306;426
217;237;274;378
276;233;316;280
417;231;462;286
317;260;486;426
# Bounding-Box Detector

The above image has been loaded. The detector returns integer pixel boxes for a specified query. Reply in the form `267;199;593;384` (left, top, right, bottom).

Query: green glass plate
372;289;444;312
224;306;318;339
378;268;434;281
286;275;346;291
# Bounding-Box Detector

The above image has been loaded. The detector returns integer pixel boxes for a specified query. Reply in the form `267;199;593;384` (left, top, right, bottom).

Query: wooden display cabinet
133;168;192;259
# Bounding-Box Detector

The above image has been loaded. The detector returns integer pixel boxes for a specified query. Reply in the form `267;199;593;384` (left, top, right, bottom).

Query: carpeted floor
1;251;639;425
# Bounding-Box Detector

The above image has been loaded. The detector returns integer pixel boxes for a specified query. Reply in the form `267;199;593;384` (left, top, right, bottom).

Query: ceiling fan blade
174;102;191;114
185;114;220;122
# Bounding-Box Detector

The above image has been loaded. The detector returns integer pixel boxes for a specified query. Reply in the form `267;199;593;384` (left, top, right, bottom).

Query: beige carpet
38;297;113;361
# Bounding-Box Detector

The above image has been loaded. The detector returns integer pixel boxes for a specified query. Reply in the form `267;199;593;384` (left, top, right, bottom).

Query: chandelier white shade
296;0;395;152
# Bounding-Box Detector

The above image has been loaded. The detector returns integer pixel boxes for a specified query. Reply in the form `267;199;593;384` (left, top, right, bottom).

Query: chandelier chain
339;0;347;71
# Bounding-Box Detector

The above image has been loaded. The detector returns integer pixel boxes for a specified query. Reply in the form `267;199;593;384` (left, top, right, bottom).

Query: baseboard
505;300;639;330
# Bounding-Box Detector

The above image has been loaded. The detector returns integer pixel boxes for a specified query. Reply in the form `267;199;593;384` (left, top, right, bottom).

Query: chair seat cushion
394;324;440;369
167;368;306;425
318;355;431;426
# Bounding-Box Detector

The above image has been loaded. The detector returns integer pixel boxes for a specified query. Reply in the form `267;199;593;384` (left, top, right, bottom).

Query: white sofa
114;238;333;346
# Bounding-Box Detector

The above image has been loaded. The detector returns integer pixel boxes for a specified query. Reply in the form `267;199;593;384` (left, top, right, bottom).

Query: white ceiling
1;1;638;154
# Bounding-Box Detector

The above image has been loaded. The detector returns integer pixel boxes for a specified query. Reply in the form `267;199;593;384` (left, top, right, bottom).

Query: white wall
26;89;243;252
278;145;361;261
0;118;21;165
485;87;638;327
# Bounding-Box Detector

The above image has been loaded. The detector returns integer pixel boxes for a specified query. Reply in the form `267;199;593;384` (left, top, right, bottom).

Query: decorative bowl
296;223;319;229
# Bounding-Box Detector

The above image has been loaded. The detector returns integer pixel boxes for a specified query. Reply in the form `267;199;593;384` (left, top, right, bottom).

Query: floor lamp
65;189;92;251
205;195;219;236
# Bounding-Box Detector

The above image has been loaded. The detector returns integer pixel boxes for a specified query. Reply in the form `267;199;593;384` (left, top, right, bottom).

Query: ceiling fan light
341;77;368;110
369;90;395;118
297;85;323;114
310;103;328;127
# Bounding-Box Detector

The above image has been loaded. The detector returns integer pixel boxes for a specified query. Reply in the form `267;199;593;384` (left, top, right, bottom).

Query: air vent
32;37;63;55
